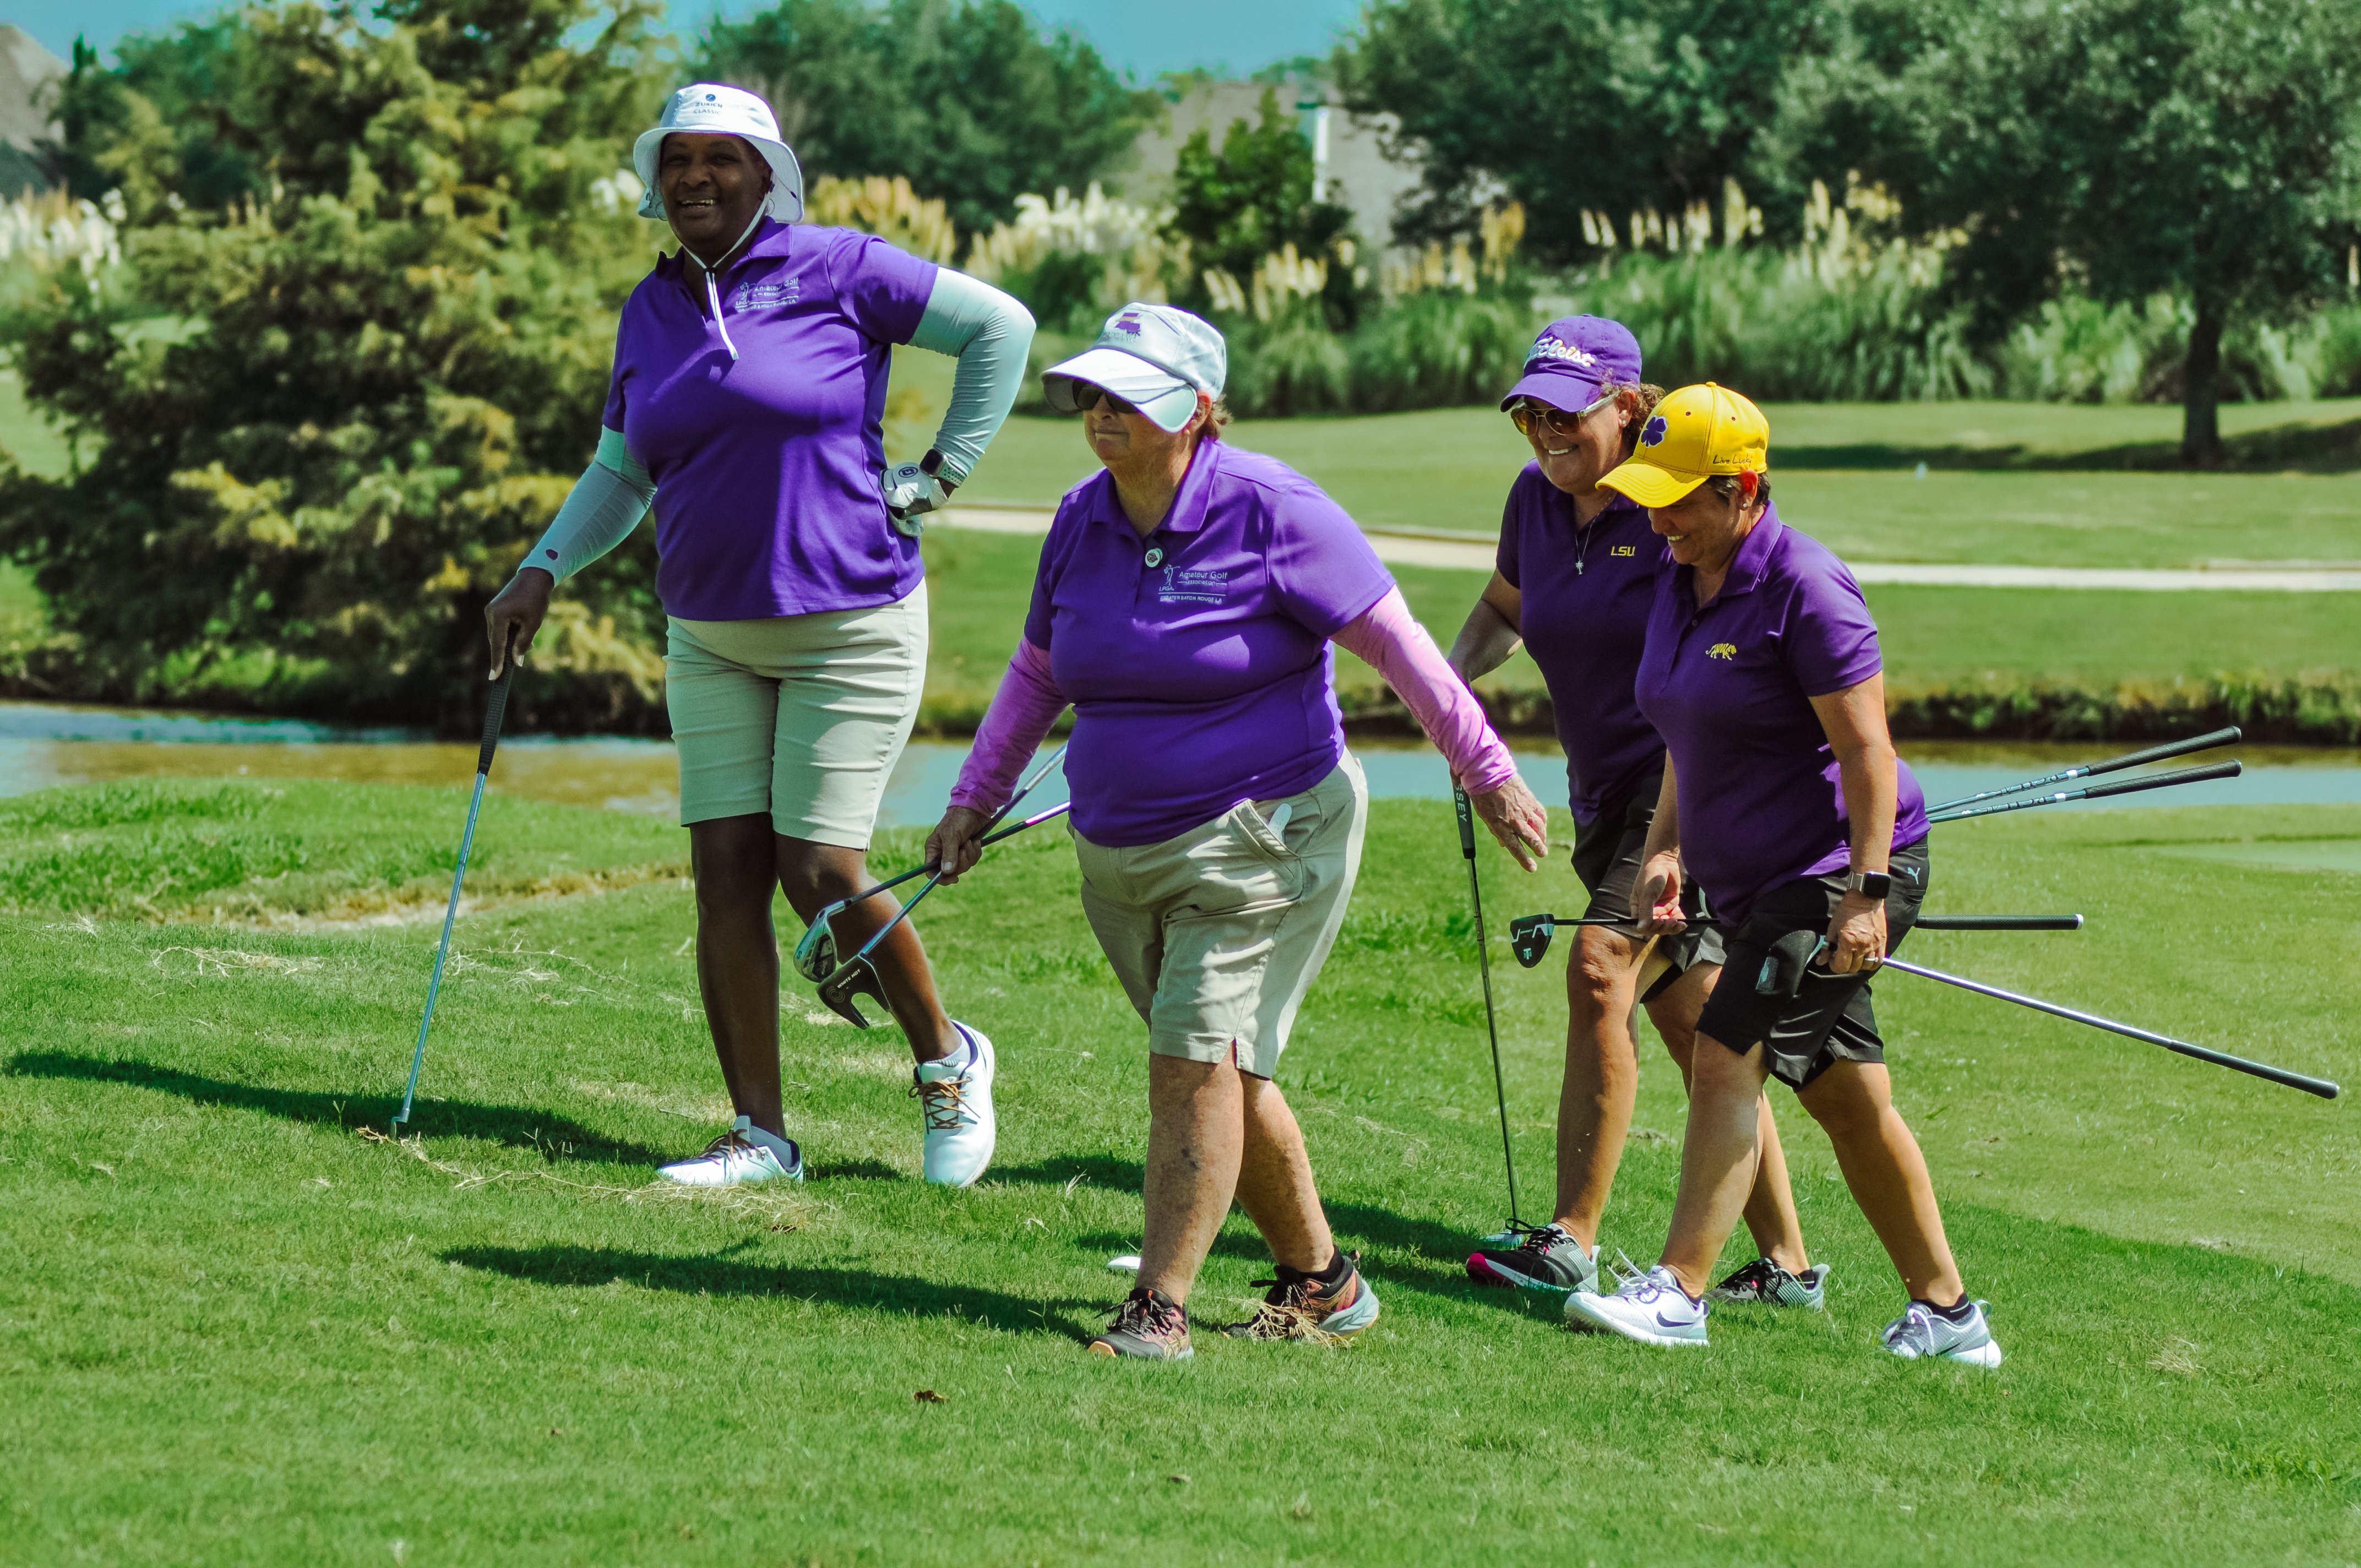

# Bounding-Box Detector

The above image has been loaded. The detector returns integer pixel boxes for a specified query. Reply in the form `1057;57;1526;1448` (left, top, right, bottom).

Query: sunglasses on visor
1509;391;1614;439
1070;384;1139;416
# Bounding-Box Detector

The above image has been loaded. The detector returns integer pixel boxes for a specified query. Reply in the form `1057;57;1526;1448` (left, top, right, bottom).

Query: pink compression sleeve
950;639;1069;813
1332;588;1519;794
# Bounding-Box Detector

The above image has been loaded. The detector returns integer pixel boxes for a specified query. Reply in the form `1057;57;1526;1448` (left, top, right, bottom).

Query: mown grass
0;778;2355;1564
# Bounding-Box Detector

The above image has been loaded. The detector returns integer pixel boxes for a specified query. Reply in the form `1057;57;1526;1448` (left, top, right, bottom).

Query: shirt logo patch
1611;545;1636;557
1530;333;1597;368
1641;415;1669;448
1158;565;1228;605
731;280;798;309
1707;641;1737;660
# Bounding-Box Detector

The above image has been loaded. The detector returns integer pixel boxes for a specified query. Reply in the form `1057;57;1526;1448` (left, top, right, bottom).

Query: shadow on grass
1782;416;2361;474
447;1243;1094;1340
2;1052;671;1168
806;1158;904;1183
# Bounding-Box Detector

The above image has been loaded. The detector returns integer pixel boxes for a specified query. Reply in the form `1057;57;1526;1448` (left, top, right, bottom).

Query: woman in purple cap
1564;383;2000;1366
1450;319;1818;1310
928;303;1549;1361
482;83;1036;1191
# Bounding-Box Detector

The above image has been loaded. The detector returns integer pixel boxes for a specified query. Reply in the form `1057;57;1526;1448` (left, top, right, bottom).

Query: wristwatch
1843;868;1892;900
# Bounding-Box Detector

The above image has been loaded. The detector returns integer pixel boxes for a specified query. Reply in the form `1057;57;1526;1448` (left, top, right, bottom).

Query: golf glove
884;450;954;537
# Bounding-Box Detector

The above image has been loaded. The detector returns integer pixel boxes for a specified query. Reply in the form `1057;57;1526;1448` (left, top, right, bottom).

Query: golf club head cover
1510;913;1555;968
1751;924;1827;999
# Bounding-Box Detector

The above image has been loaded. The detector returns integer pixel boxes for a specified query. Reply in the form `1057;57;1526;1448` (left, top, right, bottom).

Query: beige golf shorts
663;582;926;848
1071;754;1368;1079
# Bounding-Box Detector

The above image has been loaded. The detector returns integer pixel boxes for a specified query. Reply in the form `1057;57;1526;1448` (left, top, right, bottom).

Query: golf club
1914;914;2085;931
794;744;1068;984
813;799;1075;1029
391;630;521;1134
1879;957;2340;1099
1507;912;1631;968
1928;760;2241;824
1455;784;1527;1234
1926;725;2242;814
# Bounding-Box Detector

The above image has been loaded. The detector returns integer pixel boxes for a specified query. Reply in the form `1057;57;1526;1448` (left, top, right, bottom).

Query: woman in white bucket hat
485;83;1036;1191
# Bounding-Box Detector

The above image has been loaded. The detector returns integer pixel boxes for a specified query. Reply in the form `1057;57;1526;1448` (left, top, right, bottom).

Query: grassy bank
0;777;2354;1564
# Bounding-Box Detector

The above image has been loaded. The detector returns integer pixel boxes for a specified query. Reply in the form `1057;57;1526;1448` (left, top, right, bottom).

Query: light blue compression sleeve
907;270;1035;483
519;428;656;582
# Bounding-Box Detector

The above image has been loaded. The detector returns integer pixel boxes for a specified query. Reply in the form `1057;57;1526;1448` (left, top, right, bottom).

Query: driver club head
815;952;888;1030
793;900;849;984
1509;913;1557;968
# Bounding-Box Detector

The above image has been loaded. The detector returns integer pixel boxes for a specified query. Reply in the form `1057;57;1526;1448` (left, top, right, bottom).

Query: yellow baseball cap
1597;382;1770;507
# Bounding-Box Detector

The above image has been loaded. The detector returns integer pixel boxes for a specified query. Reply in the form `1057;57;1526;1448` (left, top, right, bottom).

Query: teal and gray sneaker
1089;1287;1193;1360
1707;1257;1829;1309
1221;1252;1381;1342
1466;1223;1599;1293
1880;1298;2003;1368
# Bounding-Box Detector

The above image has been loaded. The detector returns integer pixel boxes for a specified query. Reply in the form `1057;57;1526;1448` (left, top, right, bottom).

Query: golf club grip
2075;726;2242;781
1454;785;1477;858
477;629;519;776
1882;959;2340;1099
1915;914;2083;930
2076;759;2241;801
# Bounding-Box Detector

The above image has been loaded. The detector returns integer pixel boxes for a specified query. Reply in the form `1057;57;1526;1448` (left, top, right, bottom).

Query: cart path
937;507;2361;591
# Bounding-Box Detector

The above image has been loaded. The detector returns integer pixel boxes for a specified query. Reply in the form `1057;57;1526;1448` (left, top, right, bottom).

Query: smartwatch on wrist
1843;868;1892;900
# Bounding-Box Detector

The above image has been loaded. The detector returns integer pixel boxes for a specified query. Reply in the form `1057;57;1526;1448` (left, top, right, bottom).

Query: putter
813;799;1076;1030
1927;760;2240;824
1913;913;2083;930
794;744;1068;984
1507;912;1633;968
1879;957;2339;1100
391;630;521;1134
1926;726;2241;815
1455;785;1528;1235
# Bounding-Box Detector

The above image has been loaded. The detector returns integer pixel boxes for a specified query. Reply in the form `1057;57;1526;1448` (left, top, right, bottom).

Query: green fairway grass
1;778;2354;1564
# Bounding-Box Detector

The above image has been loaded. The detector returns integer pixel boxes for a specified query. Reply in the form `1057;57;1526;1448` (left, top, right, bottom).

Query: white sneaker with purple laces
1564;1259;1710;1347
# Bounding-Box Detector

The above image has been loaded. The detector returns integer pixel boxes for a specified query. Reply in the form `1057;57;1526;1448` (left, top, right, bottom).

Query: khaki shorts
1072;754;1367;1079
664;582;926;848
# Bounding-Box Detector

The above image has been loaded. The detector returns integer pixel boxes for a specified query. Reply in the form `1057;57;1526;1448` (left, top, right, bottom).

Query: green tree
1;0;671;729
698;0;1158;239
1335;0;1831;259
1165;87;1357;324
1790;0;2361;461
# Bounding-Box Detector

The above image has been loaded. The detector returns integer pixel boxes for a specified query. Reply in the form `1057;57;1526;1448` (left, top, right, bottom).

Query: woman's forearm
908;270;1036;483
1639;755;1682;864
519;429;655;582
1332;588;1516;793
949;639;1068;814
1447;597;1522;684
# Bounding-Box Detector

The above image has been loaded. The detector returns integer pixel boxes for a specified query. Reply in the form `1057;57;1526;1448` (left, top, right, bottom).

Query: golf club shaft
394;636;519;1131
1928;760;2240;824
1456;786;1522;1227
829;868;944;982
838;746;1071;909
1926;726;2242;814
1880;958;2340;1099
1914;914;2083;930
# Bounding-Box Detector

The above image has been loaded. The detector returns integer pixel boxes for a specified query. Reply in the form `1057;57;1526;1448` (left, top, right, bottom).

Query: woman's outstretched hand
926;805;991;885
485;568;554;677
1468;775;1549;870
1634;851;1688;938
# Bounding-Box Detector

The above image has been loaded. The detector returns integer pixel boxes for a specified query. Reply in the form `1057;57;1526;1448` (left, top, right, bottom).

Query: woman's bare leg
774;834;960;1063
1136;1053;1245;1305
1647;966;1810;1273
1553;926;1644;1248
1232;1071;1335;1274
1657;1032;1775;1298
1796;1060;1965;1304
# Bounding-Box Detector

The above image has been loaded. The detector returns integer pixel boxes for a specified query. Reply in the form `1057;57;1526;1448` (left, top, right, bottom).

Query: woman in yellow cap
1563;383;2000;1366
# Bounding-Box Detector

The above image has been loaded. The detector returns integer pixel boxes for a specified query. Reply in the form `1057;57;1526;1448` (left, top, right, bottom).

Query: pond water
3;700;2357;827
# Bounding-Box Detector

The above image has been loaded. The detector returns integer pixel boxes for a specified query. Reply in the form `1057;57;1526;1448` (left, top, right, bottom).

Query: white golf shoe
1881;1298;2004;1368
657;1115;803;1187
1564;1260;1711;1347
913;1024;996;1187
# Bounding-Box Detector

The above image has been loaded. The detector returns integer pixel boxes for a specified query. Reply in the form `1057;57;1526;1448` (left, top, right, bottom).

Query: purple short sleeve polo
603;222;939;620
1633;504;1928;923
1496;466;1671;823
1024;441;1395;847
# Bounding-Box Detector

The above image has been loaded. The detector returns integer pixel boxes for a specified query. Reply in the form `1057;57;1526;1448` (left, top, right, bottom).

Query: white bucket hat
632;83;804;224
1041;303;1228;433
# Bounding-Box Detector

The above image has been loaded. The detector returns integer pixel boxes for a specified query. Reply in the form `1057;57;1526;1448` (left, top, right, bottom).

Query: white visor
1041;347;1203;433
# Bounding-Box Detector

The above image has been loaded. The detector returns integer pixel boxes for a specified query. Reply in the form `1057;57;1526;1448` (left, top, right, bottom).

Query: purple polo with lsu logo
603;219;939;620
1497;470;1668;823
1633;503;1929;924
1023;440;1395;847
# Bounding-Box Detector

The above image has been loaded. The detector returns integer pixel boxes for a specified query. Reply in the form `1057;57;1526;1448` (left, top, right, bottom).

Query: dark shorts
1695;837;1932;1091
1571;768;1724;1003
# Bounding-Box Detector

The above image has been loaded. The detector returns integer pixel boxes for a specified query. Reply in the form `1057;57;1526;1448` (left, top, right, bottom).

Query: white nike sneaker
1564;1260;1711;1347
657;1115;803;1187
1881;1298;2004;1368
913;1024;995;1187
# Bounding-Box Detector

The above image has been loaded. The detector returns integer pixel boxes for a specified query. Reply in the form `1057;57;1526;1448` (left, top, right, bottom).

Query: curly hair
1604;381;1667;461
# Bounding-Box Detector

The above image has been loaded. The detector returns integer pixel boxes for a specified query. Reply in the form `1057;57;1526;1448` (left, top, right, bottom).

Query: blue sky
19;0;1367;78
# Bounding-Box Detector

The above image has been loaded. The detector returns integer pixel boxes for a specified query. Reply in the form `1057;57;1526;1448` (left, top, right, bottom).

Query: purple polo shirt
1633;504;1929;924
1497;466;1669;823
1024;440;1395;847
603;221;938;620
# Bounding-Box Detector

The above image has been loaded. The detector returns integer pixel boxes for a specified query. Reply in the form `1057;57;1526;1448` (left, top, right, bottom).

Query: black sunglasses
1509;391;1614;439
1071;384;1139;416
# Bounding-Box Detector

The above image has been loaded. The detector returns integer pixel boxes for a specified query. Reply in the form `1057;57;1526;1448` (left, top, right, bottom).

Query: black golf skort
1695;836;1932;1091
1571;765;1723;1002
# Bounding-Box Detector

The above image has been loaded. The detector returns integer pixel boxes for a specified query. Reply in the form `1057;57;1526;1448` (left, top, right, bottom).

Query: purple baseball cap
1499;315;1643;413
